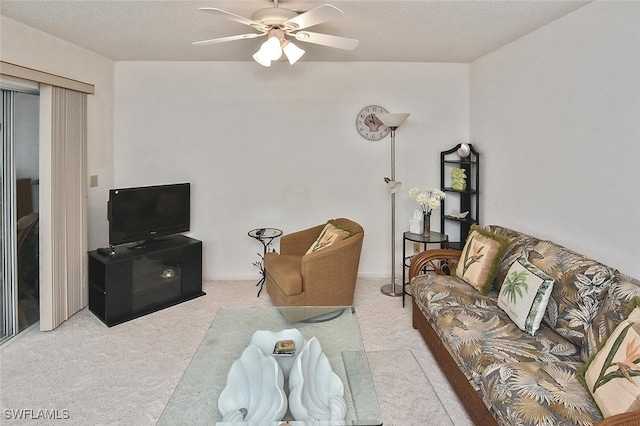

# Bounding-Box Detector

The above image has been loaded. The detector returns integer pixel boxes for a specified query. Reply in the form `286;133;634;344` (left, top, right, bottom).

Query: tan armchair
264;218;364;307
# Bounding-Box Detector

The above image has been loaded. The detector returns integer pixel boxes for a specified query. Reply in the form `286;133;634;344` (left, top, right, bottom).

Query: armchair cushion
305;220;354;254
265;254;302;296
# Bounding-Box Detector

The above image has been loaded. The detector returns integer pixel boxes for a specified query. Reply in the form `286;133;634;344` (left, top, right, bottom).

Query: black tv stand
88;234;204;326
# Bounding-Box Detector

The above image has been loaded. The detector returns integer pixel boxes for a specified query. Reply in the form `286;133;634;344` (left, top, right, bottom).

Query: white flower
416;193;430;204
427;198;440;208
408;187;421;197
408;187;446;213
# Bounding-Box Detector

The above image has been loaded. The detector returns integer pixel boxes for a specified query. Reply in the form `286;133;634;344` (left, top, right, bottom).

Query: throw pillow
584;307;640;418
305;220;353;255
497;257;555;335
455;225;509;295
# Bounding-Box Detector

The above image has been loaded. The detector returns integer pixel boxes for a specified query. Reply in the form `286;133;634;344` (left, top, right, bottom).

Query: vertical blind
39;85;88;331
1;63;93;332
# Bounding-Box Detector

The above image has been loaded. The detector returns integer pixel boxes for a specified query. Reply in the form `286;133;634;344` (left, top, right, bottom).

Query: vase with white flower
409;187;446;236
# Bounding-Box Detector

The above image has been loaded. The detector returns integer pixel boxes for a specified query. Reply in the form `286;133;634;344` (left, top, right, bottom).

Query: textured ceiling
0;0;591;63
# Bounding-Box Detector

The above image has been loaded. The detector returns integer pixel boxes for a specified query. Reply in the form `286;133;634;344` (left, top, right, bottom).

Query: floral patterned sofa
409;225;640;426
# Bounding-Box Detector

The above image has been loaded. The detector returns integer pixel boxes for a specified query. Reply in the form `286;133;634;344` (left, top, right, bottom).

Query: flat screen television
108;183;190;247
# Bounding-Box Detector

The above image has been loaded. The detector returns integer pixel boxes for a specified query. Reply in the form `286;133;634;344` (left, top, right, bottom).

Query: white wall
0;16;115;250
114;62;469;279
470;1;640;277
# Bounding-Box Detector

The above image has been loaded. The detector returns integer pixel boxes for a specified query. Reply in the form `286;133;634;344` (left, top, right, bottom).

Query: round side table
248;228;283;297
402;231;448;307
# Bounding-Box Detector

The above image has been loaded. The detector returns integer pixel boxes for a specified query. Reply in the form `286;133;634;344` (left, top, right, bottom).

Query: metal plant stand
248;228;283;297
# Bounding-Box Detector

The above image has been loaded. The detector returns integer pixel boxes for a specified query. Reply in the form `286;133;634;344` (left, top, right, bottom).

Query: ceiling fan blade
294;31;359;50
284;4;344;30
199;7;269;31
193;33;264;46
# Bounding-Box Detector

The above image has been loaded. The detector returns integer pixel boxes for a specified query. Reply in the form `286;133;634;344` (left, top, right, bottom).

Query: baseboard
204;274;389;281
204;274;261;281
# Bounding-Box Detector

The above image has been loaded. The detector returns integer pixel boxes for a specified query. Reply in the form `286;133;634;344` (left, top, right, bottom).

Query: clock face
356;105;390;141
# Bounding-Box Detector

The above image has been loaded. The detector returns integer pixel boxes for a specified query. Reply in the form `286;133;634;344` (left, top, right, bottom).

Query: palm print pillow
498;257;555;335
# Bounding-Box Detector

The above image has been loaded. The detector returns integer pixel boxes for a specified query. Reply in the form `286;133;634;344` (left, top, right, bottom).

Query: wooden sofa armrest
408;249;462;280
595;413;640;426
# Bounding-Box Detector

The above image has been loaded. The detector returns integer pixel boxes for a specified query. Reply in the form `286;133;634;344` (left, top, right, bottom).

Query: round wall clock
356;105;390;141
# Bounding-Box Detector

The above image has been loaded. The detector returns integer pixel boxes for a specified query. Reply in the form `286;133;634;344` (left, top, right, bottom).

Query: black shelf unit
440;144;480;250
88;234;204;326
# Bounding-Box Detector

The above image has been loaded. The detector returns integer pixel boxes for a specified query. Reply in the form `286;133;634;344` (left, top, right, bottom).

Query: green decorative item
452;168;467;191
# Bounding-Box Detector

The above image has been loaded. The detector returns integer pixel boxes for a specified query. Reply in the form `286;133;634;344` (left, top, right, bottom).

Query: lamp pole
381;126;401;296
376;112;410;298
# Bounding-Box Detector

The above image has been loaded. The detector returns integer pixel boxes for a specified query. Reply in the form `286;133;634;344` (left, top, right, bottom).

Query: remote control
97;246;115;256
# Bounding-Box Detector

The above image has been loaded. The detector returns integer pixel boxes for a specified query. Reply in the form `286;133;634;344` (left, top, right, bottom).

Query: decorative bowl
288;337;346;421
250;328;307;378
218;344;287;422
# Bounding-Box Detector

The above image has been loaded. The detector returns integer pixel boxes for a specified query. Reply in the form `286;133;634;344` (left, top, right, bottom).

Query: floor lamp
377;113;410;297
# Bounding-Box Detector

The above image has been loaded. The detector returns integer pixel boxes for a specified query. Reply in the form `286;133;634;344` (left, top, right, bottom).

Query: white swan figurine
288;337;346;421
218;344;287;422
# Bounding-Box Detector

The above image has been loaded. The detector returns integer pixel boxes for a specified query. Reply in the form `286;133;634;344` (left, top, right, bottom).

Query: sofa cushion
584;307;640;418
305;220;353;255
411;274;580;381
482;361;602;426
486;225;620;362
432;306;579;379
455;225;509;295
264;254;303;296
543;254;618;360
497;257;554;336
410;272;498;316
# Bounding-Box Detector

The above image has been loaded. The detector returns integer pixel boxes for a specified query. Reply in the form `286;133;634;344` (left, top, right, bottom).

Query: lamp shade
385;179;402;194
376;113;410;128
262;36;283;60
253;50;272;67
282;41;305;65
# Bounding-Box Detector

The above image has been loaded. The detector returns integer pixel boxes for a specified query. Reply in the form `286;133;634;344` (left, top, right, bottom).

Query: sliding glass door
1;86;40;344
1;89;16;343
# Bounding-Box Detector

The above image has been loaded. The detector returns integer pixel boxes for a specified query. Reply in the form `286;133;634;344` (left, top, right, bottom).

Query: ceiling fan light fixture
253;31;283;66
262;35;283;60
252;49;272;67
282;40;305;65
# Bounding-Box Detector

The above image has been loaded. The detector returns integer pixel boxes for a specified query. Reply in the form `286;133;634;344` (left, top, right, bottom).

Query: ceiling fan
193;0;359;66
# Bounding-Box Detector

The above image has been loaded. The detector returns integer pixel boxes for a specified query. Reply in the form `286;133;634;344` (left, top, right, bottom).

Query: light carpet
0;279;473;425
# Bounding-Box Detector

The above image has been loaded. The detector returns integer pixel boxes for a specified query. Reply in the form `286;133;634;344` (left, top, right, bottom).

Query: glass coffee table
158;306;383;425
